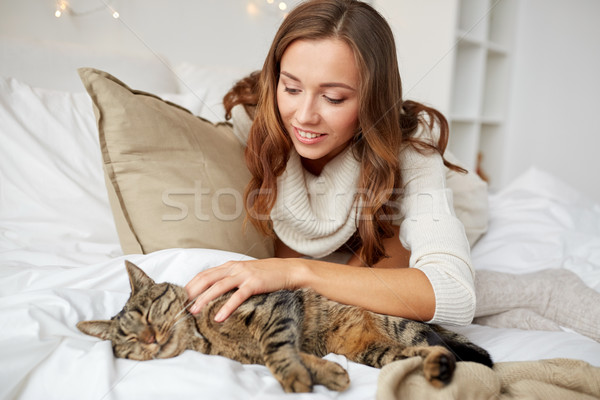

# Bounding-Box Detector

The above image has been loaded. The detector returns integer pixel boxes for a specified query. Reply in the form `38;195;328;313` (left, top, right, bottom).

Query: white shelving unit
448;0;516;189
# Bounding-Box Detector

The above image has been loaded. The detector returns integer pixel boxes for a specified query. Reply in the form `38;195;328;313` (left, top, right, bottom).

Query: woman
186;0;488;326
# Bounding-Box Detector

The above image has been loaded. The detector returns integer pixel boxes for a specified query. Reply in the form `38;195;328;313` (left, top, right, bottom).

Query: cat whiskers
168;295;201;331
171;312;194;330
172;295;199;320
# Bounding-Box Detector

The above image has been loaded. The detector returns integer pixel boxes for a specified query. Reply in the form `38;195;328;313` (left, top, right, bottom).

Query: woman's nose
296;97;320;125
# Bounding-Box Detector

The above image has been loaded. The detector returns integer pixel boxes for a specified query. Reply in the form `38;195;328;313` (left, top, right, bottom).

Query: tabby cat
77;261;493;393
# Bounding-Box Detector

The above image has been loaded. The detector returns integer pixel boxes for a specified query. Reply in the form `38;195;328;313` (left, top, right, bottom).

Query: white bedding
1;171;599;400
1;40;600;400
0;249;379;400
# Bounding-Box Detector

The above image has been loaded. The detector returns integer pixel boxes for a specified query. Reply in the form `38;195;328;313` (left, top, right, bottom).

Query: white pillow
471;168;600;290
174;62;255;123
0;76;120;263
0;37;179;93
0;76;203;265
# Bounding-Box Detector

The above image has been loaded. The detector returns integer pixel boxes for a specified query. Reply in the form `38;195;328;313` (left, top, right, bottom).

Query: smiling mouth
294;127;327;144
297;128;323;139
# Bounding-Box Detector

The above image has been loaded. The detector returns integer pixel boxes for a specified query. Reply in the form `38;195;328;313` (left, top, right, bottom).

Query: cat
77;261;493;393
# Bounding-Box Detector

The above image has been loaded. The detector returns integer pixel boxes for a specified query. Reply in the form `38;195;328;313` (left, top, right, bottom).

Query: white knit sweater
231;105;488;325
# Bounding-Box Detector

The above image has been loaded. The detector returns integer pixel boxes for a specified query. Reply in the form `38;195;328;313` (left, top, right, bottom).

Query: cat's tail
429;325;494;368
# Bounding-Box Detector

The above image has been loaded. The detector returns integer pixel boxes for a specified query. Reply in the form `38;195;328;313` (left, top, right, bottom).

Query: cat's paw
316;361;350;391
300;353;350;392
279;363;314;393
423;347;456;388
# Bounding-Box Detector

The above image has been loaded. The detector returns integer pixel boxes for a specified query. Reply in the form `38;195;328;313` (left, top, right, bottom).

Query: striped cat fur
77;261;493;393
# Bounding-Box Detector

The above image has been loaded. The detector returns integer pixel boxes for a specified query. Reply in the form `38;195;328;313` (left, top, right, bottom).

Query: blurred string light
54;0;120;19
247;0;289;17
55;1;288;20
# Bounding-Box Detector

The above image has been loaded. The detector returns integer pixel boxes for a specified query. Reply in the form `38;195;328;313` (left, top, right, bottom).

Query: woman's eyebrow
280;71;356;91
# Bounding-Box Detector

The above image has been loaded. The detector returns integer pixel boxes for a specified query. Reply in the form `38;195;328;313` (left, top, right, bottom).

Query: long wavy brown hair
224;0;465;266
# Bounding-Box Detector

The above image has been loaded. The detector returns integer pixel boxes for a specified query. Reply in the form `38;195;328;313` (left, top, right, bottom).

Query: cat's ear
125;261;155;295
77;320;113;340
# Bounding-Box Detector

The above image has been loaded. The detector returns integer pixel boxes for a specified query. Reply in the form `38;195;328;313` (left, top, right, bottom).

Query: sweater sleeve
398;125;476;326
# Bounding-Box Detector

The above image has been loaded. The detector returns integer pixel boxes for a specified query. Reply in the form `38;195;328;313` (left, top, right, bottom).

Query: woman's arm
276;226;434;318
296;257;436;321
393;122;477;326
185;169;476;325
185;226;435;322
185;252;435;323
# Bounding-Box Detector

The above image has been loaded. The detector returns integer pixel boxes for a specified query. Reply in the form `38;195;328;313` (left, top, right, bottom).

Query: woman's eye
324;96;344;105
284;87;300;94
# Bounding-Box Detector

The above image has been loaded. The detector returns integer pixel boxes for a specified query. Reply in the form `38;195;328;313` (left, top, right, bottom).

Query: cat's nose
140;328;156;344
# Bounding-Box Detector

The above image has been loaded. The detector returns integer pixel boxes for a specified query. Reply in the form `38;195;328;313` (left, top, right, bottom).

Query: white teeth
298;129;322;139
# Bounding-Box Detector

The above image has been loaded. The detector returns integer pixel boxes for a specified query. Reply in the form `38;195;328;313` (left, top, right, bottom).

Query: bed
1;39;599;400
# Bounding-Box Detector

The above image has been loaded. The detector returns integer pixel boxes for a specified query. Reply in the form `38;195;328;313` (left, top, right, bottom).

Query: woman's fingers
185;267;224;300
213;285;254;322
185;261;238;295
185;261;245;314
184;258;296;320
188;278;226;313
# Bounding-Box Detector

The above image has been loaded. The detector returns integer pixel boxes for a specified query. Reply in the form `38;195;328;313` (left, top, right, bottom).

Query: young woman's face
277;39;360;174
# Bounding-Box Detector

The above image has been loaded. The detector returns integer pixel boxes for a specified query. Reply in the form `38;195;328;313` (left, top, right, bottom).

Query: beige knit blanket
377;357;600;399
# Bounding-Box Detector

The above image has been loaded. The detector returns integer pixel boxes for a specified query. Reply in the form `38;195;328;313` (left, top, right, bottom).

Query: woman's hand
185;258;301;322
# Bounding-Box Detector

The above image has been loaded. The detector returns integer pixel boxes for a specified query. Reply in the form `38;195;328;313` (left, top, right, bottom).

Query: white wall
380;0;600;202
503;0;600;201
0;0;298;73
0;0;455;110
374;0;458;116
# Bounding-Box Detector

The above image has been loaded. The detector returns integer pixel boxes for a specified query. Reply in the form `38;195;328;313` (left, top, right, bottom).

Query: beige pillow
79;68;273;259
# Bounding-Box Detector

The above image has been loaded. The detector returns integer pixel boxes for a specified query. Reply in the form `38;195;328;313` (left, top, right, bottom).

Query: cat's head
77;261;194;360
